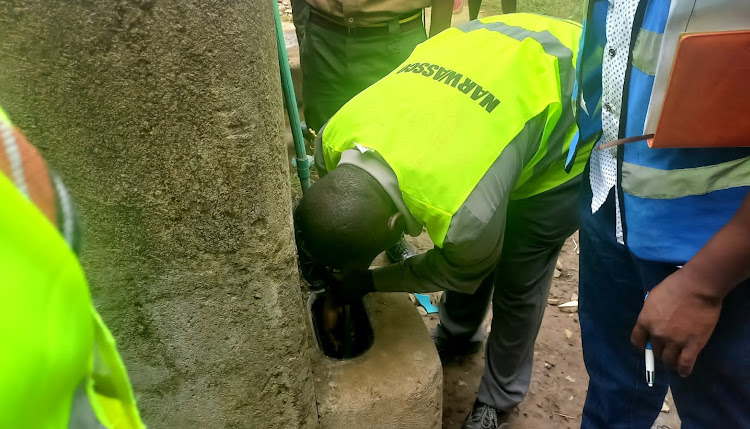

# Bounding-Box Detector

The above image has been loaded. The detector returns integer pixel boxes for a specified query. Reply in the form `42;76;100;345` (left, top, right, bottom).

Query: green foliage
480;0;584;21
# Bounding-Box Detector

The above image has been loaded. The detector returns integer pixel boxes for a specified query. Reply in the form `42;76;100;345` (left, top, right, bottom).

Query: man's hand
631;268;722;377
329;268;375;302
632;192;750;377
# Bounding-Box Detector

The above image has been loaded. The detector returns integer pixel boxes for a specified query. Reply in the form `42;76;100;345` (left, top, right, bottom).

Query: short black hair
295;165;400;269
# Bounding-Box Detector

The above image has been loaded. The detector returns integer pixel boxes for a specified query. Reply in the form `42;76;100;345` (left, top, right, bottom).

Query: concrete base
310;293;442;429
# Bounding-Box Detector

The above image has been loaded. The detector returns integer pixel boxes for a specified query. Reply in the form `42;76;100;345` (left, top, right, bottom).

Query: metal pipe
272;0;311;192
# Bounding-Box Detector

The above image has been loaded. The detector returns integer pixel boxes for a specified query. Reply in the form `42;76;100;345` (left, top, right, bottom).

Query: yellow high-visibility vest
0;107;144;429
321;14;583;247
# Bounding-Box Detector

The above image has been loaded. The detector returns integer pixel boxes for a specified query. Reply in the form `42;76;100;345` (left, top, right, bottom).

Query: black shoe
462;401;509;429
432;326;482;363
385;238;416;263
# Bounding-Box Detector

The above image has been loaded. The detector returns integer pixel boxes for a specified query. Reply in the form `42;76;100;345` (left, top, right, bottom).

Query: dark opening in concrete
309;290;374;359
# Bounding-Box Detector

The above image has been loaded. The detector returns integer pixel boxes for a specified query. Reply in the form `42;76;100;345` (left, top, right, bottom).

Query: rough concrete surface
310;293;443;429
0;1;317;428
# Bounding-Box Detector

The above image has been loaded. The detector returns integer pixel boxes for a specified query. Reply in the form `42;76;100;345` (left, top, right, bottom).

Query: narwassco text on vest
397;62;501;113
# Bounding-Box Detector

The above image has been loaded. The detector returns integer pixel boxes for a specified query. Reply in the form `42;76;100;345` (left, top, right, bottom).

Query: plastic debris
559;300;579;313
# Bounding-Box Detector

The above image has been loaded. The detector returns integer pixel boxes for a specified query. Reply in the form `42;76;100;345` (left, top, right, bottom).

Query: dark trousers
300;15;427;133
437;178;581;411
578;163;750;428
290;0;309;46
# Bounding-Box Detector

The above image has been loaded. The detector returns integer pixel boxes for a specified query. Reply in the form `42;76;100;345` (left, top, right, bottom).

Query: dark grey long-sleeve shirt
314;115;546;294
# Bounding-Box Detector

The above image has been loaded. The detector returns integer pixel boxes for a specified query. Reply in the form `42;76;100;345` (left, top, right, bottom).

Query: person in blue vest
568;1;750;427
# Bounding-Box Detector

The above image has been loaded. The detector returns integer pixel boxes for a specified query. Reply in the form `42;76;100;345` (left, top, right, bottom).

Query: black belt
309;9;424;37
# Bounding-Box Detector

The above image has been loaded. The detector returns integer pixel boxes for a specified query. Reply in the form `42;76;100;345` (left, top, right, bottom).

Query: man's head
295;165;405;271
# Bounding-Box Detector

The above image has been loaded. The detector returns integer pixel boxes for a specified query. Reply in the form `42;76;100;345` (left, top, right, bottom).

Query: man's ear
387;212;405;232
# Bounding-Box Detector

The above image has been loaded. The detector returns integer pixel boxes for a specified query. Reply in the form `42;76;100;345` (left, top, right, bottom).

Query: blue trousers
579;170;750;429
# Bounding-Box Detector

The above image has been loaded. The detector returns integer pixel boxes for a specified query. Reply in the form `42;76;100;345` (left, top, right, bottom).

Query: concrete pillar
0;1;318;428
310;293;443;429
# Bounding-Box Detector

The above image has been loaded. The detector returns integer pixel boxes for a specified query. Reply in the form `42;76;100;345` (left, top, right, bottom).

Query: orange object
0;125;58;225
648;30;750;148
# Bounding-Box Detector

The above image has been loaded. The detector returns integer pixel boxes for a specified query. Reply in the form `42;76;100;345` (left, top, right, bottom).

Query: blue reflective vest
568;0;750;265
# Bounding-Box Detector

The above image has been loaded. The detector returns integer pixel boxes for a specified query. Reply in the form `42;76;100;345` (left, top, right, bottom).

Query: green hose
273;0;311;192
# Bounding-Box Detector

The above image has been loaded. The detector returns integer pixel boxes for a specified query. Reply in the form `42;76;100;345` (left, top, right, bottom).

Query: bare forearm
682;192;750;301
429;0;453;37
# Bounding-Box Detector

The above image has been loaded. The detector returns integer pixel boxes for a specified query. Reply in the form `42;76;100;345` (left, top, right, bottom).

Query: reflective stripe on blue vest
570;0;750;265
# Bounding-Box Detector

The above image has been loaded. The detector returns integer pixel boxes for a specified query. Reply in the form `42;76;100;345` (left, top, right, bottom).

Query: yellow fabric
322;14;582;247
0;172;93;428
0;105;10;124
0;108;144;428
88;311;145;429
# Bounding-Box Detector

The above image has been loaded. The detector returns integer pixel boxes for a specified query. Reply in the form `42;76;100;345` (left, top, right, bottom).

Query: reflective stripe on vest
322;14;582;246
631;28;662;77
623;156;750;200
